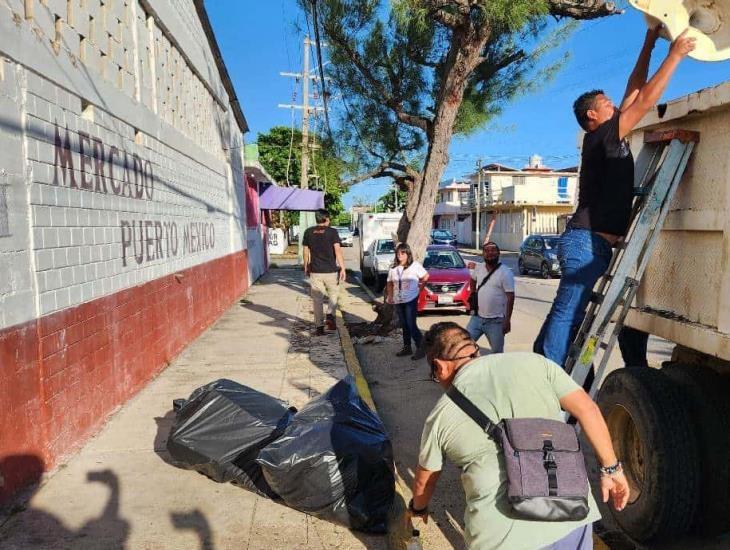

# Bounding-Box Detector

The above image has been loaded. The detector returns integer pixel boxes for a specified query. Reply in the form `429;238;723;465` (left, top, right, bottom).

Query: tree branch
322;22;432;133
340;161;417;189
476;49;525;76
431;7;461;28
547;0;622;19
387;161;421;182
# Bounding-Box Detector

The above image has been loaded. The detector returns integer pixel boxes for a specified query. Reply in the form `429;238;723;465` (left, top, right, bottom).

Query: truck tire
596;368;700;543
361;263;373;285
375;274;386;292
662;363;730;536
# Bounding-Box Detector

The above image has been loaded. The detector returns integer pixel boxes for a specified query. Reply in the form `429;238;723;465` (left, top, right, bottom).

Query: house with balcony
433;178;472;244
460;156;578;250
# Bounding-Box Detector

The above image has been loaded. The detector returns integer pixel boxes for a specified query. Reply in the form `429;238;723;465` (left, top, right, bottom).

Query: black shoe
315;326;325;336
411;347;426;360
395;347;413;357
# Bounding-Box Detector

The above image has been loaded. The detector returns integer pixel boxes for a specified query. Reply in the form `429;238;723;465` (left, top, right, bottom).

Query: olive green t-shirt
419;352;601;550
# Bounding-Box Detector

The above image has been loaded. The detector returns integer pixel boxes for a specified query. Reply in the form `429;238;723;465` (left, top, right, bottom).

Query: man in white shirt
467;242;515;354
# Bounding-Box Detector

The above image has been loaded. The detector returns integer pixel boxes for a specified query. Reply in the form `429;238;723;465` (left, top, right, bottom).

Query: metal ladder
565;129;700;397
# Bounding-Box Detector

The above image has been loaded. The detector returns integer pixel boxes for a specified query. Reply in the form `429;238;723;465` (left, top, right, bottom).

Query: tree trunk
397;25;490;262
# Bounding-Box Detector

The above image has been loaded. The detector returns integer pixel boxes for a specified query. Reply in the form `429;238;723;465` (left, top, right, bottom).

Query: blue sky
206;1;729;208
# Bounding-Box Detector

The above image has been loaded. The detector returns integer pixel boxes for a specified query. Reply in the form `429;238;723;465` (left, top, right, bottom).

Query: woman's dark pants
396;298;422;349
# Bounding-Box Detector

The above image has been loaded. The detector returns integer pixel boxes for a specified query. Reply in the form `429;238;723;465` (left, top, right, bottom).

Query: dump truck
597;80;730;544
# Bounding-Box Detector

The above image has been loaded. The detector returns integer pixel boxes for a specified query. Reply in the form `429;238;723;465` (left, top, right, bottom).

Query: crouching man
409;322;629;549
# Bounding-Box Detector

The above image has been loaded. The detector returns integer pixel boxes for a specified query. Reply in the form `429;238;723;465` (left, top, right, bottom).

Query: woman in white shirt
386;243;429;360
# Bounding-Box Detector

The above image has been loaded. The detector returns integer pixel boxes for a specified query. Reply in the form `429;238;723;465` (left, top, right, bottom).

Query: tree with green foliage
308;0;619;259
376;187;408;213
257;125;347;222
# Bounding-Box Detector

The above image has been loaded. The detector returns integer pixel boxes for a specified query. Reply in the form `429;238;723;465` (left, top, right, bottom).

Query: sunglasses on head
428;341;480;378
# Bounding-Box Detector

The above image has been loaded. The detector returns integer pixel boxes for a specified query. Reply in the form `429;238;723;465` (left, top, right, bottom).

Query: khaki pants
310;272;340;327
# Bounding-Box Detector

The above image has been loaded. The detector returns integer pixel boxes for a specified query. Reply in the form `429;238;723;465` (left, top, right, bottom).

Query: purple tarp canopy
258;184;325;211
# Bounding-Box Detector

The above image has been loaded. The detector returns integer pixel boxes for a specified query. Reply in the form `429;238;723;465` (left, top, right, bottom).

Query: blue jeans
466;316;505;354
396;298;422;349
534;227;613;368
539;524;593;550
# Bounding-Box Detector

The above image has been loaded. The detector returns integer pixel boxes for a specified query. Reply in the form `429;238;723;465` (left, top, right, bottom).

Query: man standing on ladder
534;26;696;368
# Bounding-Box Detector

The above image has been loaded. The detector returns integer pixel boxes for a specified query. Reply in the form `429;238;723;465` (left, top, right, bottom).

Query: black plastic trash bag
167;379;296;498
256;377;395;533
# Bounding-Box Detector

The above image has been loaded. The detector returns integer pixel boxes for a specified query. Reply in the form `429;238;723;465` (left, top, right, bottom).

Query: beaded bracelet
599;461;623;476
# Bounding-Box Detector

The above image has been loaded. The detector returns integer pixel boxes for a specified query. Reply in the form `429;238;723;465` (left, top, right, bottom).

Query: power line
310;0;331;136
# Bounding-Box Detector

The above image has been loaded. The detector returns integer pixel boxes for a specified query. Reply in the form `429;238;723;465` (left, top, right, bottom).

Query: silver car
362;238;395;291
335;226;354;247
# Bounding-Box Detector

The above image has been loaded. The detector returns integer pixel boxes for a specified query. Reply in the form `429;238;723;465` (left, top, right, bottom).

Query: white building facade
459;158;578;250
0;0;256;503
433;178;471;244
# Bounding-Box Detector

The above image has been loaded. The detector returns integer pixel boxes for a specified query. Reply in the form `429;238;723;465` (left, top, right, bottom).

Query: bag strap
475;262;501;294
446;386;501;441
472;263;501;317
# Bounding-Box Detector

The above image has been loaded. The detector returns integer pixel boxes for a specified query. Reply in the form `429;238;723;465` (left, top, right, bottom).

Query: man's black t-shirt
303;225;341;273
571;110;635;236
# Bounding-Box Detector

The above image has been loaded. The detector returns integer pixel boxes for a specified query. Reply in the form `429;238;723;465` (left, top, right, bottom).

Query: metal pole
298;37;315;263
394;184;398;211
475;158;481;249
301;37;310;192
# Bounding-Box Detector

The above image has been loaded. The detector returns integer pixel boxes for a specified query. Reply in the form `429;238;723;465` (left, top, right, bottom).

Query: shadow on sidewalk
254;269;310;297
0;455;131;549
170;509;214;550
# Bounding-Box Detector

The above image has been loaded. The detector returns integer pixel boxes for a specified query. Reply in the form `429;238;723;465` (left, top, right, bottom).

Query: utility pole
278;37;326;263
300;37;311;192
394;184;399;211
298;37;314;263
475;158;482;250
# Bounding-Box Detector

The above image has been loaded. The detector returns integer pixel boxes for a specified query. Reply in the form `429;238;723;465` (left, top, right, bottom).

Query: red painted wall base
0;250;250;504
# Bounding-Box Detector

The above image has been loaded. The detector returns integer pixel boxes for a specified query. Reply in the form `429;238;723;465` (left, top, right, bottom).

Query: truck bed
625;80;730;362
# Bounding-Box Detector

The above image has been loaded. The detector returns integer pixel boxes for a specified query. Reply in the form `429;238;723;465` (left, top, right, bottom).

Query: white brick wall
0;0;248;329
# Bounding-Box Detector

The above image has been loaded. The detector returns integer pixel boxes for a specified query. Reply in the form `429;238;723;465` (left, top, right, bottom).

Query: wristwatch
599;461;623;476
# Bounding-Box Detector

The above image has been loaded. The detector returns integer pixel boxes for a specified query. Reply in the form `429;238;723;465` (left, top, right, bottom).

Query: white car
361;238;395;291
335;226;354;247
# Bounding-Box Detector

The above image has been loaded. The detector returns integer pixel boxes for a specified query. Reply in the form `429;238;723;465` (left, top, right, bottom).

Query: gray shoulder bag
446;385;590;521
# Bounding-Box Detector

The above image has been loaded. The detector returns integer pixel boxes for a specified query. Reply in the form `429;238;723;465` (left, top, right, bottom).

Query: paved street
346;238;673;368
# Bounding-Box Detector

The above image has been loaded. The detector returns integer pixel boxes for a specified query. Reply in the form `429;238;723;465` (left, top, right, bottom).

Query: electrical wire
310;0;332;137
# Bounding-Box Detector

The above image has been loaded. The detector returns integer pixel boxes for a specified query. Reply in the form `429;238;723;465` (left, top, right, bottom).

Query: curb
351;275;379;303
336;280;418;550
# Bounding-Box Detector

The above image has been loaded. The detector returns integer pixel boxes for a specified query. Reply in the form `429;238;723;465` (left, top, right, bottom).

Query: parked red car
417;245;472;313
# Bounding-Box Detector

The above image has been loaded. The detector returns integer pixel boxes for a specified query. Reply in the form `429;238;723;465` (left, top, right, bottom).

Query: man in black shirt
534;27;695;368
303;209;346;335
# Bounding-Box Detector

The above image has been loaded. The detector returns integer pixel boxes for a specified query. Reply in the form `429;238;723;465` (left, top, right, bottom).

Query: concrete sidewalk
0;268;385;550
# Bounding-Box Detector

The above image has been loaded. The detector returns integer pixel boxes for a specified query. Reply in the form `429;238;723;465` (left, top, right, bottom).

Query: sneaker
315;326;325;336
411;347;426;360
395;347;413;357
